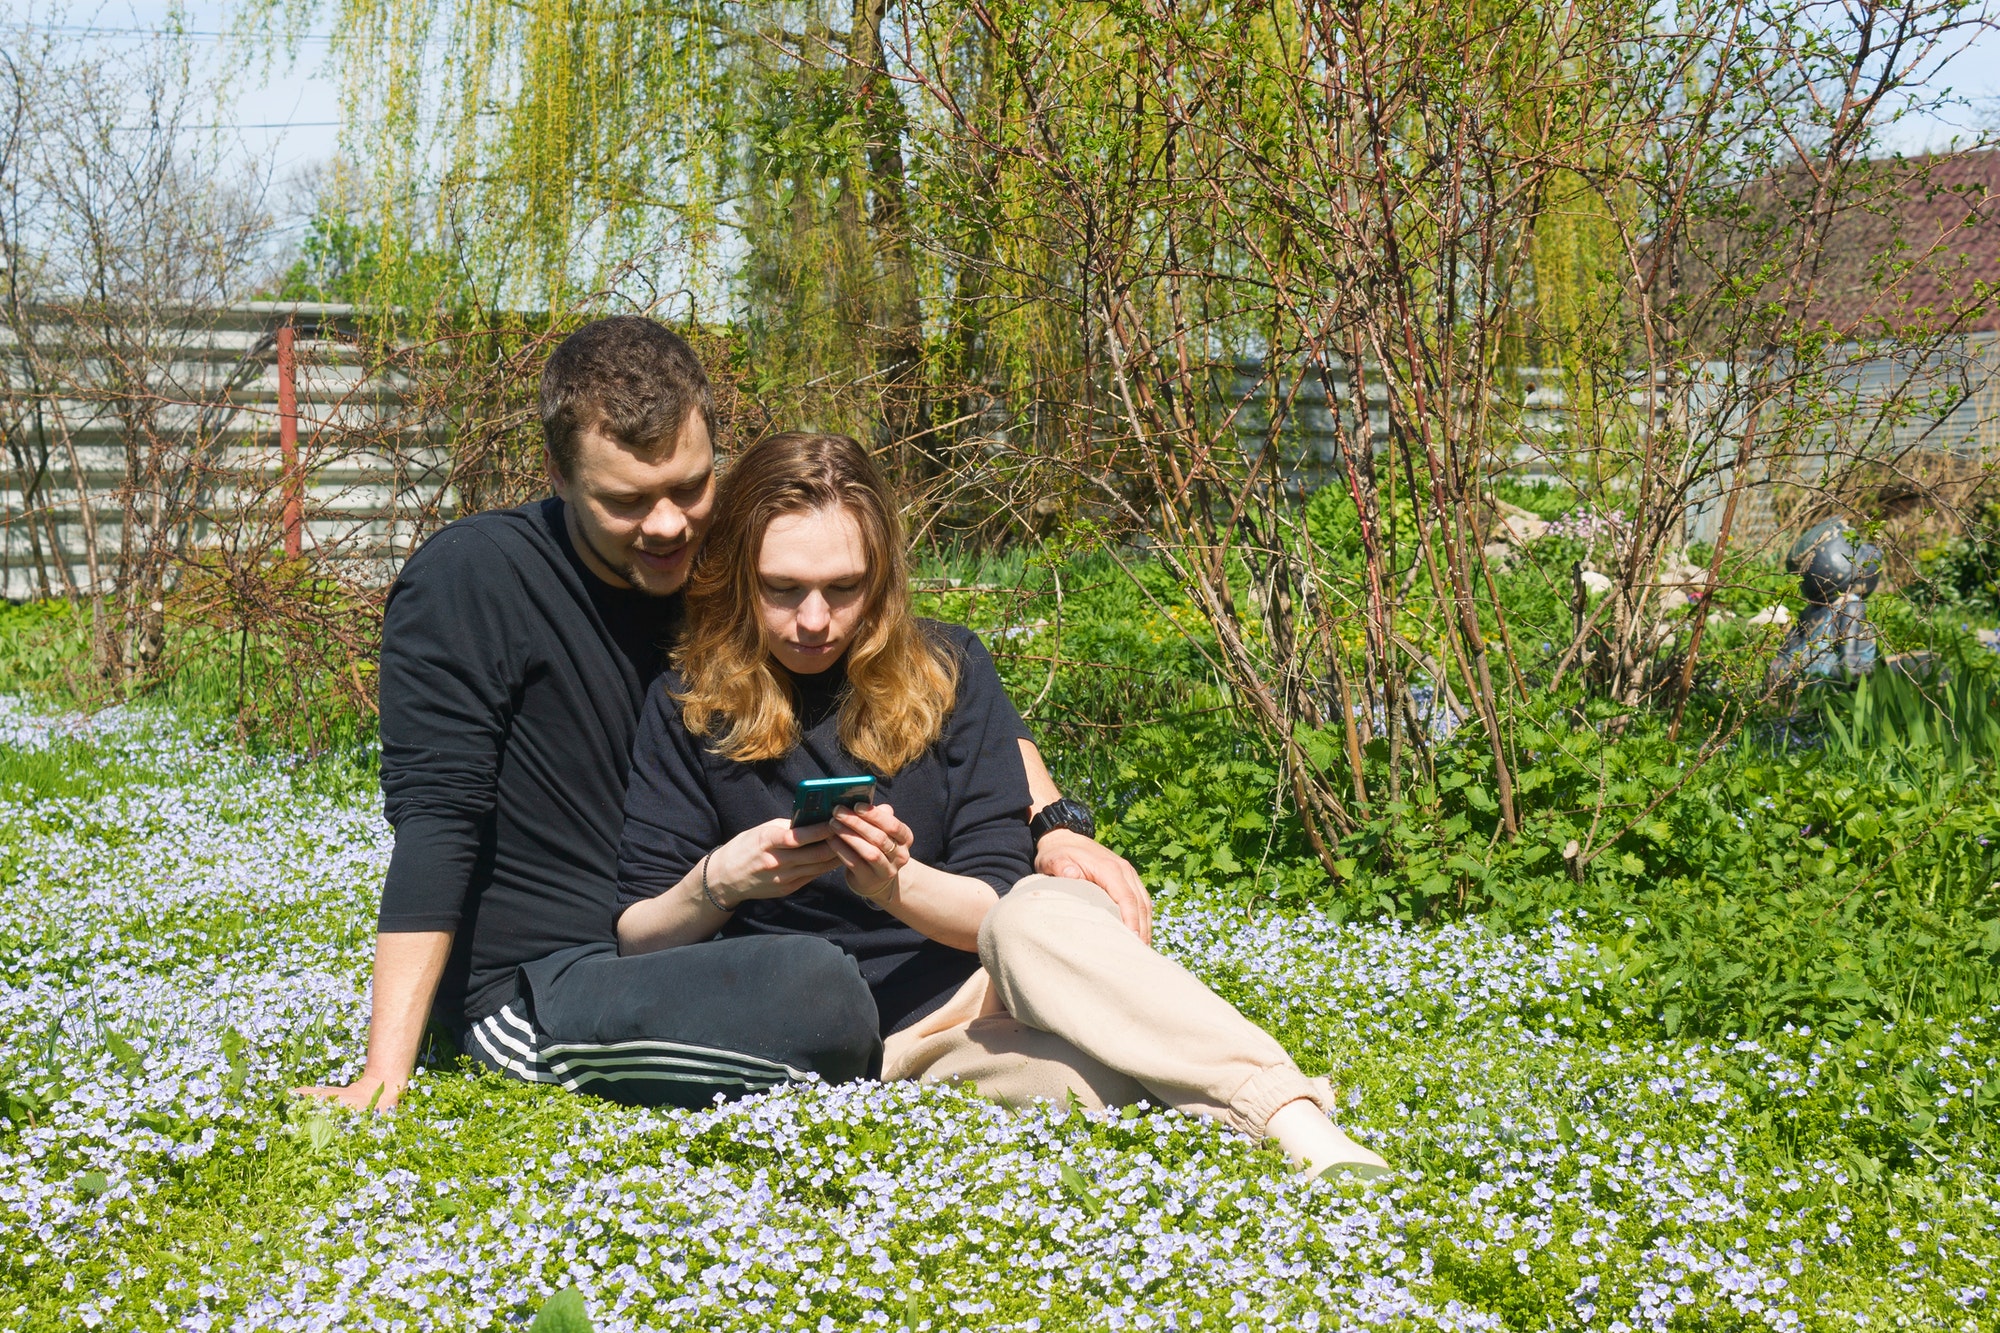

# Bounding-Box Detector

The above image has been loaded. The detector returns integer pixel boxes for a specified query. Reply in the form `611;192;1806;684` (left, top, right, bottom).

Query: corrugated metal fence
1214;337;2000;549
0;302;453;601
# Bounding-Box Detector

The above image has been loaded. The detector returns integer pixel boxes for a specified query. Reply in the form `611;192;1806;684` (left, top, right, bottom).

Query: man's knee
933;1015;1144;1110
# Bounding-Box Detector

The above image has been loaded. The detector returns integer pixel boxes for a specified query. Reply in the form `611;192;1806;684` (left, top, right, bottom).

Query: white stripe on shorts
470;1003;807;1094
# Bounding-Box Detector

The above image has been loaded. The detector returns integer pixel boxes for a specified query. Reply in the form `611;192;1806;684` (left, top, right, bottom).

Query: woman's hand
829;803;914;903
706;818;844;908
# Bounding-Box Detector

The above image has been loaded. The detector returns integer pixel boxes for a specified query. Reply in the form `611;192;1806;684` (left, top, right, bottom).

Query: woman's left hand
829;802;914;903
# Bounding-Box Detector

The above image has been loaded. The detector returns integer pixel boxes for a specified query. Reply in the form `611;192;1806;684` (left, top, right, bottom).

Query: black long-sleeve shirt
376;497;680;1029
616;623;1035;1033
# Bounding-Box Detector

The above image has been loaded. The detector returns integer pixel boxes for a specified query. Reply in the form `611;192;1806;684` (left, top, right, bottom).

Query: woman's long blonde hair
672;431;958;774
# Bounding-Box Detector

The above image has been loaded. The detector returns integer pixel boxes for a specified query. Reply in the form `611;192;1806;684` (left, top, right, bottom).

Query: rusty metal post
276;323;302;559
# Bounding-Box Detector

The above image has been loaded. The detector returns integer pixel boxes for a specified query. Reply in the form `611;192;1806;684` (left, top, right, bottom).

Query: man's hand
297;1070;407;1113
1017;738;1153;943
292;930;451;1115
1036;828;1152;943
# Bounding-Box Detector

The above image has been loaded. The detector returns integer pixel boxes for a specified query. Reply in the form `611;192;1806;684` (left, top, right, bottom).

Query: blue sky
1889;14;2000;150
11;1;343;174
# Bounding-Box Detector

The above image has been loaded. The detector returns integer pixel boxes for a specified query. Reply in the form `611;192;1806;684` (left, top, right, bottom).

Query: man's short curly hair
539;317;715;477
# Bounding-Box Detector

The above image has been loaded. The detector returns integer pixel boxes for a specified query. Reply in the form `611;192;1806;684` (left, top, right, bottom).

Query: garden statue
1772;519;1884;682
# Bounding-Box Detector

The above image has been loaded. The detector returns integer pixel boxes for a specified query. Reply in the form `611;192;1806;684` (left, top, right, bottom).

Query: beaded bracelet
699;855;731;913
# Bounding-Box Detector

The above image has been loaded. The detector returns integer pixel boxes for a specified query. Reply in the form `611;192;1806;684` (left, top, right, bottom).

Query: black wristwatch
1029;796;1096;844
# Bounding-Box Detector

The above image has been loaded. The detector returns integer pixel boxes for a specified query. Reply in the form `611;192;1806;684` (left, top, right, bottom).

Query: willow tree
258;0;939;465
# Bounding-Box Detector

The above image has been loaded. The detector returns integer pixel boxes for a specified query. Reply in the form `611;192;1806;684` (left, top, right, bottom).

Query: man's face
548;409;715;596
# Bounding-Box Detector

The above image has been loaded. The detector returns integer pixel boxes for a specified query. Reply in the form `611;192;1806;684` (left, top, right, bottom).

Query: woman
614;432;1387;1179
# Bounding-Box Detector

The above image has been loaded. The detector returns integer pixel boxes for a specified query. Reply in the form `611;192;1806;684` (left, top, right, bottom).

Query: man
302;316;1149;1112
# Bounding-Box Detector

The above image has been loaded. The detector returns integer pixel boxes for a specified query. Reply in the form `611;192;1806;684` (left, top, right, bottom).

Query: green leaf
104;1030;145;1077
221;1026;251;1095
74;1170;110;1199
303;1115;337;1155
1058;1162;1103;1217
0;1084;43;1128
134;1110;179;1138
529;1287;593;1333
1465;785;1497;812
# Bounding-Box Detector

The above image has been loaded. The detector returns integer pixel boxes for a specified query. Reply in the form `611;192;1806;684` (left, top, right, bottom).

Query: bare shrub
0;28;277;680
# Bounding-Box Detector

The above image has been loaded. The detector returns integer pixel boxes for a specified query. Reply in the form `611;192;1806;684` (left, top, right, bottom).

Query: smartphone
792;774;877;826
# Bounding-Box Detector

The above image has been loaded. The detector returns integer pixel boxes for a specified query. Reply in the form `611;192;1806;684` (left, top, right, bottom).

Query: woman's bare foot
1265;1097;1390;1180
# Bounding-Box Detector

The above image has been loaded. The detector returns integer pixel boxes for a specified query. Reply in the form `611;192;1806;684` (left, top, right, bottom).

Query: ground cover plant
2;676;1998;1330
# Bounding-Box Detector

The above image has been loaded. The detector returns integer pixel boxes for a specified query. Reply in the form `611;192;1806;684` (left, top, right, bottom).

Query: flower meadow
1;699;1996;1331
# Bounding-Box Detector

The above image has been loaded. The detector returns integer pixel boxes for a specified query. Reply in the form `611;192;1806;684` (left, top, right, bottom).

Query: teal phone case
792;774;877;825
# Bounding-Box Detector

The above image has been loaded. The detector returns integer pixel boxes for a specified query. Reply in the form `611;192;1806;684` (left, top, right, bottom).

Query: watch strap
1029;796;1096;843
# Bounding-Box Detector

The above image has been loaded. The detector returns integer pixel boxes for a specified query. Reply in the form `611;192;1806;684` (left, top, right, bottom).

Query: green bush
0;597;377;759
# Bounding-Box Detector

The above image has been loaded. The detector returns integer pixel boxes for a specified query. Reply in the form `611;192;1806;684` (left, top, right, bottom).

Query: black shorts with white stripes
459;935;882;1109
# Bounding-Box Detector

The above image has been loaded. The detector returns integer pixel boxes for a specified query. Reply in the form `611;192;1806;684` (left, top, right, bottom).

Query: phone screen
792;774;877;826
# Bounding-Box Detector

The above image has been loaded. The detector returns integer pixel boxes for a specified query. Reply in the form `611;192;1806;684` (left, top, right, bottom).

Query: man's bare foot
1266;1098;1390;1179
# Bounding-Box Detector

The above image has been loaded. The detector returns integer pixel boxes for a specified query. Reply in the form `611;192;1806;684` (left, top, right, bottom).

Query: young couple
302;316;1387;1179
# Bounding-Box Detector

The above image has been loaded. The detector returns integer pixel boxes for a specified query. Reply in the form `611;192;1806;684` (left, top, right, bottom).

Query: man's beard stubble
615;539;693;598
576;521;689;598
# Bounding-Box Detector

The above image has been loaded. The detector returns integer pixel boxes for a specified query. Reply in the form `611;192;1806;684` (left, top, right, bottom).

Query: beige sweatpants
880;875;1335;1139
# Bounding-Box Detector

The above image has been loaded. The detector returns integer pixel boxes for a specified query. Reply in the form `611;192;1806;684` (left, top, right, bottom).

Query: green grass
0;720;1992;1329
0;737;151;800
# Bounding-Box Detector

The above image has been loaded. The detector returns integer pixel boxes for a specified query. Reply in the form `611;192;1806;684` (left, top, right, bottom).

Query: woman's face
756;505;871;675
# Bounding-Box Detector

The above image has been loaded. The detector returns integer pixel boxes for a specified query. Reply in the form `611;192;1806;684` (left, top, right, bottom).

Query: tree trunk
849;0;934;480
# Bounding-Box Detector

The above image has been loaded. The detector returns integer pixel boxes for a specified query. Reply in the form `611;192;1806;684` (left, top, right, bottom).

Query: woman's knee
755;936;882;1079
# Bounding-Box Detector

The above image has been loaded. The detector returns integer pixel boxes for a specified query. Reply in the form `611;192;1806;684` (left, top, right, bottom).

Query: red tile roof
1803;150;2000;335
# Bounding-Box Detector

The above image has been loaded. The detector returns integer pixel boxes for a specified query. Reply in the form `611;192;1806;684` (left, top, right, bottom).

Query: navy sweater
616;623;1035;1033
